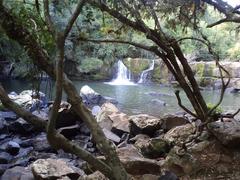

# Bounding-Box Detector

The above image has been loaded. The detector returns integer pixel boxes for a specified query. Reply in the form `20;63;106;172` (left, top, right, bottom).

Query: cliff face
121;58;240;90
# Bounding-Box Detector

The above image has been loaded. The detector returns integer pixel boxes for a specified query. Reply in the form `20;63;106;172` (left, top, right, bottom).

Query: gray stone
6;141;20;155
32;158;80;180
129;114;162;136
161;115;189;132
134;137;170;159
0;152;12;164
1;166;34;180
150;99;166;106
208;119;240;148
102;128;121;143
80;85;116;108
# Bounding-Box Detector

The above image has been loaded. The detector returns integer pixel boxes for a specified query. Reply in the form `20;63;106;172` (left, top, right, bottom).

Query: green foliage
78;57;103;73
207;103;223;114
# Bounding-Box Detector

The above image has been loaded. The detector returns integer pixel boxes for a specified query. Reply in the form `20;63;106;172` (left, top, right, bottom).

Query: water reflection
1;80;240;118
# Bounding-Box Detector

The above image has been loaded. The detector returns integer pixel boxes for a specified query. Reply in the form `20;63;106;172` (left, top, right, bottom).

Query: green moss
123;58;149;75
195;63;205;77
152;63;170;84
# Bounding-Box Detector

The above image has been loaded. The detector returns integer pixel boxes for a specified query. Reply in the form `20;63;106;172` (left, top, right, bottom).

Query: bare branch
207;17;240;28
43;0;55;35
63;0;86;39
175;90;198;118
77;37;158;52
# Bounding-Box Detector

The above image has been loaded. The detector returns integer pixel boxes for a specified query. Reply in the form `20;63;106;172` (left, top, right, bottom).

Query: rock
6;141;20;155
13;147;33;166
133;174;160;180
32;158;80;180
134;137;170;159
117;144;143;158
163;139;232;177
161;115;189;132
100;103;119;114
32;133;52;152
129;114;162;137
56;107;81;129
0;152;12;164
32;110;48;120
97;103;120;130
0;164;11;176
8;90;47;111
91;105;101;116
109;112;130;137
120;155;162;175
79;124;91;136
164;124;196;145
150;99;166;106
102;128;121;143
116;145;162;175
82;171;108;180
1;166;34;180
159;171;179;180
208;119;240;148
0;111;17;121
80;85;117;108
8;118;34;135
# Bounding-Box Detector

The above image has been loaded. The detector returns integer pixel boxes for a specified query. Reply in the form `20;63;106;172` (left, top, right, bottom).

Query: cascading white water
106;60;135;85
138;60;155;83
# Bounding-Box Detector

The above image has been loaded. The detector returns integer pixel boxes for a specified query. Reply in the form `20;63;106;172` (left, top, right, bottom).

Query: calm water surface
1;79;240;118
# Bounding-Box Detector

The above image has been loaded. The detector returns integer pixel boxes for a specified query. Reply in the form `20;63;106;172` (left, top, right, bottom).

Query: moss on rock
123;58;150;75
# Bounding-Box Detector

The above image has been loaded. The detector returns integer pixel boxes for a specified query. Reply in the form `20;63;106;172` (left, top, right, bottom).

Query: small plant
207;102;223;114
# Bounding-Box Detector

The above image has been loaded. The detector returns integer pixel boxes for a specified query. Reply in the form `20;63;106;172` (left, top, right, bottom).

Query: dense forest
0;0;240;179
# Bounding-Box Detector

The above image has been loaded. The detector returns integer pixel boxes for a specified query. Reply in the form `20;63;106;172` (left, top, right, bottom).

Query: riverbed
1;79;240;118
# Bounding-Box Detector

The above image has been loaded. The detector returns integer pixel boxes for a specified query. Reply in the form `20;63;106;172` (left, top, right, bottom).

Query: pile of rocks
1;86;240;179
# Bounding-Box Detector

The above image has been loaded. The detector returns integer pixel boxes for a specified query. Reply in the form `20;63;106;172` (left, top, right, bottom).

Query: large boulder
129;114;162;136
6;141;20;155
116;145;162;175
109;112;130;137
161;115;189;132
134;136;170;159
80;85;117;108
164;123;196;145
8;90;47;111
208;119;240;148
32;158;82;180
0;152;12;164
163;139;240;178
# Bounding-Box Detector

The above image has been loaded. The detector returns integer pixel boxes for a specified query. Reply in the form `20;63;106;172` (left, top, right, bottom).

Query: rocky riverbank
1;86;240;179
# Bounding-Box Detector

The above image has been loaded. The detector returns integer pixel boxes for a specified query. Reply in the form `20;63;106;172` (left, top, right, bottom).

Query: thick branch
43;0;55;35
63;0;86;39
175;90;198;118
78;37;157;52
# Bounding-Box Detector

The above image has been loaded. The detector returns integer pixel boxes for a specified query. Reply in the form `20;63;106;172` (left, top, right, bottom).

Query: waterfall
138;60;155;83
106;60;135;85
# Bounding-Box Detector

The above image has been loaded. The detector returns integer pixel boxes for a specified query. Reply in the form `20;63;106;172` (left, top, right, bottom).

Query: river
1;79;240;118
